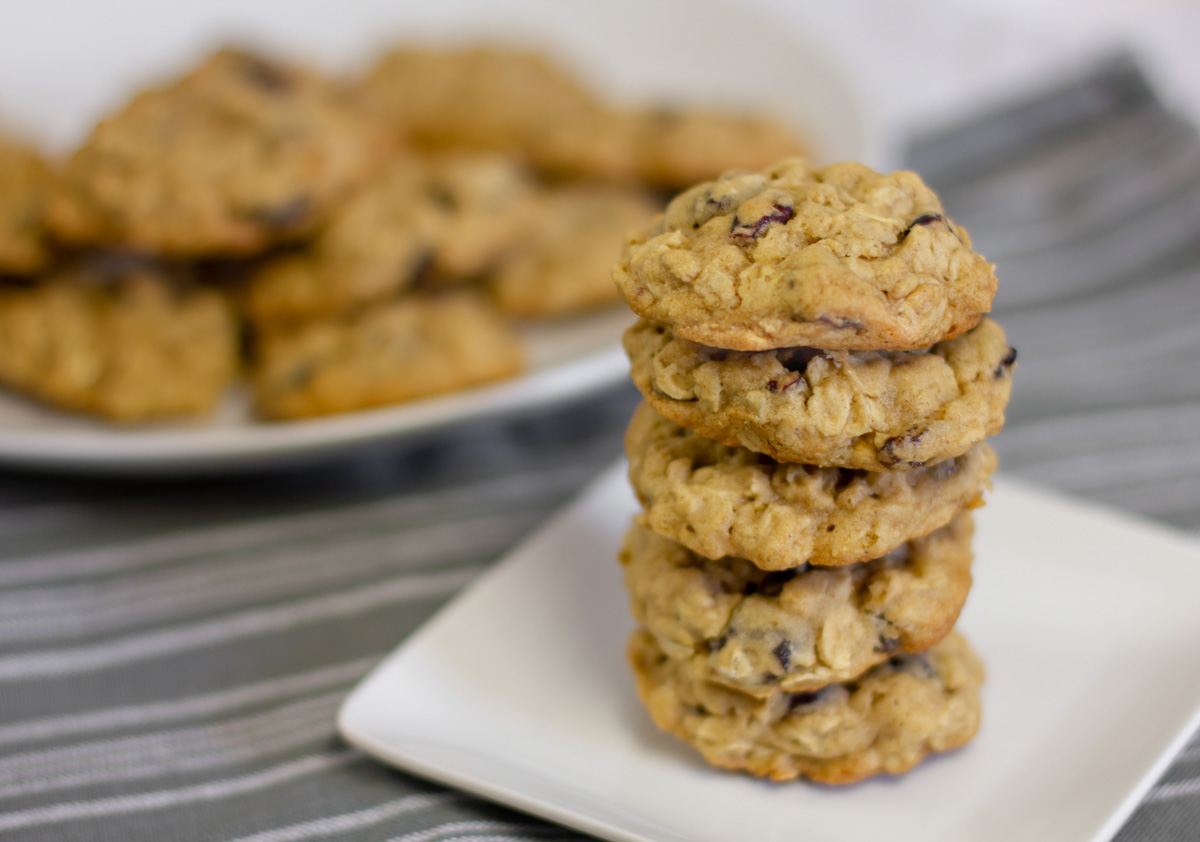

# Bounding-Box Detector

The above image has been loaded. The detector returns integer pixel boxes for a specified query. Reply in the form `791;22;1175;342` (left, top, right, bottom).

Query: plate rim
0;345;629;475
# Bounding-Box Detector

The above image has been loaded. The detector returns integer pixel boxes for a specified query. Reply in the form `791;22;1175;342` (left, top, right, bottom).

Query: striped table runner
0;53;1195;842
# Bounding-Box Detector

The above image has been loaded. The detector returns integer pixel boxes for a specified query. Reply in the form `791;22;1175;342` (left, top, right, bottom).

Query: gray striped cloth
0;52;1195;842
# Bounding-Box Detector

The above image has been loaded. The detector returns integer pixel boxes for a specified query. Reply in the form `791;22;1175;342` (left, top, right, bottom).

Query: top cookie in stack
615;159;995;351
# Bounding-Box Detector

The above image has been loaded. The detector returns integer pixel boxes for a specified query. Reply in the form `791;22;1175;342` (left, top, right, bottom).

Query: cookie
624;317;1014;470
0;136;54;274
244;153;533;324
613;159;998;351
421;153;537;280
626;401;994;569
0;268;237;421
631;109;806;190
242;161;436;324
359;46;594;159
489;185;656;317
629;629;983;784
251;290;523;419
525;104;644;184
48;48;382;255
621;514;973;696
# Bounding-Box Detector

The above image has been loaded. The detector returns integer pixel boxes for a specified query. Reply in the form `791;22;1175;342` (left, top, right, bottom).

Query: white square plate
338;463;1200;842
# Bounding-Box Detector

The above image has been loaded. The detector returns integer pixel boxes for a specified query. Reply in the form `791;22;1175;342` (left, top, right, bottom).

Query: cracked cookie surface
621;515;973;696
251;290;523;419
0;268;237;420
629;629;983;784
626;401;994;569
49;48;382;255
613;159;997;351
624;317;1013;470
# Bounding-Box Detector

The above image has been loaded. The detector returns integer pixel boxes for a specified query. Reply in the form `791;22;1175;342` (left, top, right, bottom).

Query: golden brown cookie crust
632;109;807;189
242;162;436;325
489;185;655;318
613;159;997;351
629;629;984;784
624;317;1014;470
0;269;237;421
622;515;973;696
251;291;523;419
0;136;54;274
244;153;533;325
525;103;645;184
48;49;383;255
626;401;994;569
358;46;594;159
421;153;536;281
528;105;806;189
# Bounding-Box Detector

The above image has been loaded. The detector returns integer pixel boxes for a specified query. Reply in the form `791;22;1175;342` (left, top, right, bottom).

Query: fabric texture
0;52;1194;841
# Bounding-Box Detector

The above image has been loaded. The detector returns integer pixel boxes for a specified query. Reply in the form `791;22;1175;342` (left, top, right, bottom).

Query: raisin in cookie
0;136;54;274
629;629;983;784
49;48;382;255
489;185;655;317
359;46;594;159
251;291;523;419
244;153;533;324
621;515;972;696
613;159;997;351
626;402;994;569
625;317;1014;470
0;269;236;421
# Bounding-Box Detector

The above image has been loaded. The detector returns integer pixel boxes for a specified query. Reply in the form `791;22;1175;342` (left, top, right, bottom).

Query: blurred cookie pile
0;46;807;423
612;159;1016;782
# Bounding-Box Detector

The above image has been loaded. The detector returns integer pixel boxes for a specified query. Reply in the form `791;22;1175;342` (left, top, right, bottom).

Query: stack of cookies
611;159;1015;783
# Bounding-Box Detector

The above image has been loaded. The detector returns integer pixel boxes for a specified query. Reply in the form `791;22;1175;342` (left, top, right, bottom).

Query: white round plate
0;0;873;474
